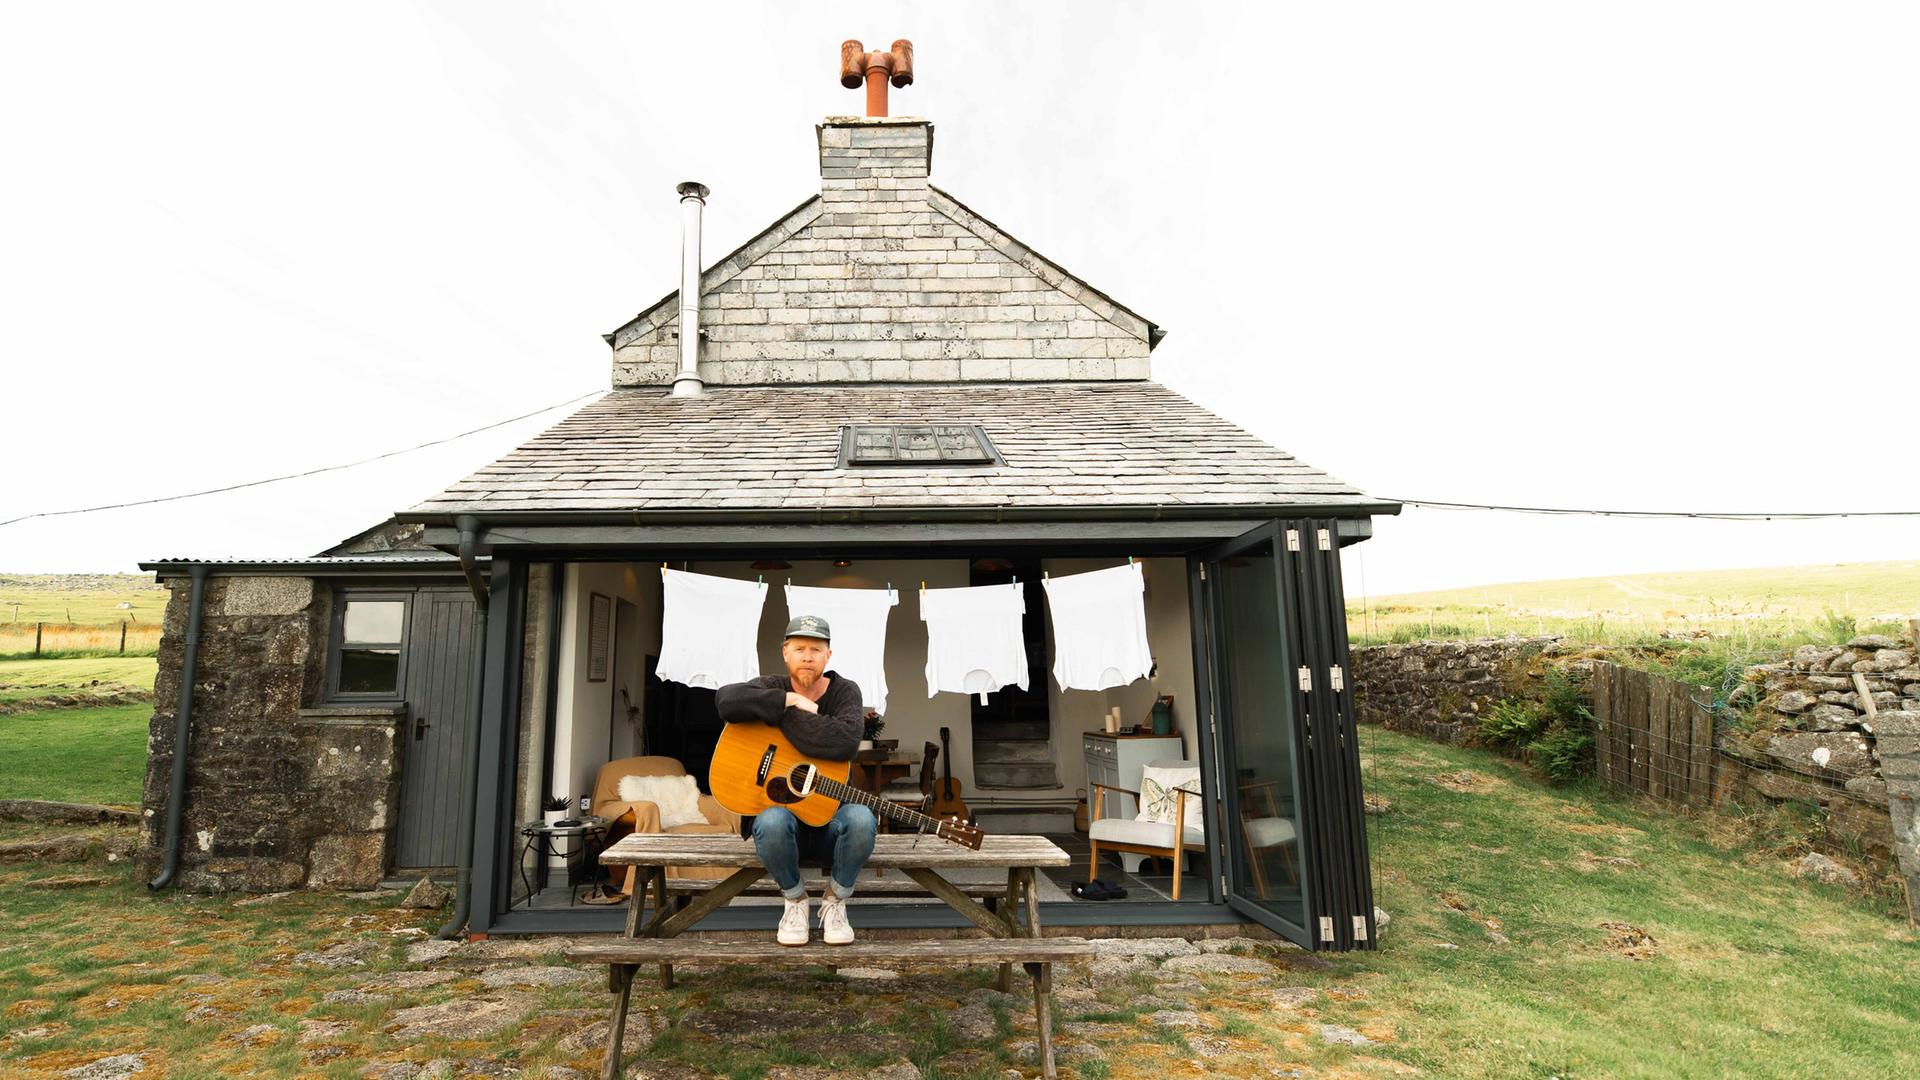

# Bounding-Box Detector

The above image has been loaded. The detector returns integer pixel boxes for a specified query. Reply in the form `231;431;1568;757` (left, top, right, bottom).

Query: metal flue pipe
670;181;710;398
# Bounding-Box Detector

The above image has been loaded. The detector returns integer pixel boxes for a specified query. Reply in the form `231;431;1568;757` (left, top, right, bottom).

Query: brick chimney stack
816;117;933;210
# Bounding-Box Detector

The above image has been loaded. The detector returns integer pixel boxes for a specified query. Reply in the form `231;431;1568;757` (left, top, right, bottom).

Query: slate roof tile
405;382;1383;516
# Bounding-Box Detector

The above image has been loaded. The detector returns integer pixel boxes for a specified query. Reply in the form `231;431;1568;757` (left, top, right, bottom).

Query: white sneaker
819;894;854;945
777;896;810;946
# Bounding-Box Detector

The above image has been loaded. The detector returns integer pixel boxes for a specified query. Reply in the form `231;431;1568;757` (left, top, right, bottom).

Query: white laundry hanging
920;581;1029;704
785;583;900;713
654;569;769;690
1042;562;1152;691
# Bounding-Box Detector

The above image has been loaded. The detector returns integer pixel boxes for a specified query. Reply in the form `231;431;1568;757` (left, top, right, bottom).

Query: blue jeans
752;803;877;901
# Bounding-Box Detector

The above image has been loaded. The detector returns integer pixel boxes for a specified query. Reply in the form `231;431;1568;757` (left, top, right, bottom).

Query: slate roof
404;382;1389;519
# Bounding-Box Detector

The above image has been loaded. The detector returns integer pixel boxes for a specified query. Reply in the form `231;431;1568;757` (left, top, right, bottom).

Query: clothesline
656;560;1153;702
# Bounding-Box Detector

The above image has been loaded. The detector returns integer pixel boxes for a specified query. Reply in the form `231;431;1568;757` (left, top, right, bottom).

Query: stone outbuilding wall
609;117;1156;388
1350;636;1562;744
137;576;404;891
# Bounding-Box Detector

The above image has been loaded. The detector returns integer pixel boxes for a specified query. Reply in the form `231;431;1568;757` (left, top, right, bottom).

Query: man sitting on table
714;615;876;946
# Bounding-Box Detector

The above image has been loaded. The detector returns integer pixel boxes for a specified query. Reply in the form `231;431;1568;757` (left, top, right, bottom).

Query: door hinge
1208;710;1216;736
1297;666;1313;692
1319;916;1335;942
1285;529;1301;551
1317;528;1332;551
1220;874;1228;894
1352;915;1369;941
1329;665;1345;692
1198;564;1207;581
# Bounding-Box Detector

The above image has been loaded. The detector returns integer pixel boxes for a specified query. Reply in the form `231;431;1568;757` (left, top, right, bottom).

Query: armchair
1088;759;1206;900
590;755;740;895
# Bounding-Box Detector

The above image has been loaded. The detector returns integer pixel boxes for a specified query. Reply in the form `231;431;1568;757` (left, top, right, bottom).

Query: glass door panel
1202;529;1310;939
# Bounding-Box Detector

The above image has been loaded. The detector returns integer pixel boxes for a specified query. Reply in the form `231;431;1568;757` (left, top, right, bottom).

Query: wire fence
0;621;161;658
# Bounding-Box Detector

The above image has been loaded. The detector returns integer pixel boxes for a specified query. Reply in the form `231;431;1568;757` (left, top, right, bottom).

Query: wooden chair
1088;762;1205;900
1237;778;1299;898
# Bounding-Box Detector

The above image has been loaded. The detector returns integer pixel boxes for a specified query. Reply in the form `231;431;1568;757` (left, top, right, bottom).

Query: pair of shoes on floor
578;885;627;906
1070;878;1129;901
777;894;857;945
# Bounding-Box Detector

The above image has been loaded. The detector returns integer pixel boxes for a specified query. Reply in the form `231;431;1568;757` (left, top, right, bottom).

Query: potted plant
860;711;885;752
542;794;571;829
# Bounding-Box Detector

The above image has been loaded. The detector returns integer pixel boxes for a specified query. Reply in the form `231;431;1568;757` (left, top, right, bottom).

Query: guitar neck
812;774;949;833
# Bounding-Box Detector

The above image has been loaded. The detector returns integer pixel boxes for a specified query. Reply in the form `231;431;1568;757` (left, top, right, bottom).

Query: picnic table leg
997;868;1022;992
647;868;677;989
1032;960;1056;1080
601;963;633;1080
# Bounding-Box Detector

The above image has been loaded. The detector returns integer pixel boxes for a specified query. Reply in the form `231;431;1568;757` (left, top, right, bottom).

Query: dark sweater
713;670;865;762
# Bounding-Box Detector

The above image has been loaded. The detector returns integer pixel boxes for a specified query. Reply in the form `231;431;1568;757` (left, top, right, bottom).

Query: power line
1386;498;1920;521
0;390;604;529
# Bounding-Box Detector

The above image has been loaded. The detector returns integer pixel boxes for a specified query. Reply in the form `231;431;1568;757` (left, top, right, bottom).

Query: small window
841;424;999;466
330;594;408;698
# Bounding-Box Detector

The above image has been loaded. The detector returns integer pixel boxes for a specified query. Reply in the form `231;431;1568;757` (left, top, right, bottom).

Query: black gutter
438;516;490;939
148;564;209;891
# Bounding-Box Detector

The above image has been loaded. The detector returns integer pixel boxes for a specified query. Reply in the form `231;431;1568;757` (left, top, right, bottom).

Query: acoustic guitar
929;726;970;822
709;720;984;849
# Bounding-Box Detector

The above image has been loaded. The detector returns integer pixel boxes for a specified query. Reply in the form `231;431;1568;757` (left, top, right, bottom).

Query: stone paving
1;887;1403;1079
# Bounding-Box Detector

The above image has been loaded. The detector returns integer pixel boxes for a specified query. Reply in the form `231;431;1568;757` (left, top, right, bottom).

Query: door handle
415;713;431;741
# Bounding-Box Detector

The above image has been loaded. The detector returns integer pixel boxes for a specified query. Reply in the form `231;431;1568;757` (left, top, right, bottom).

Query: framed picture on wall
587;592;611;683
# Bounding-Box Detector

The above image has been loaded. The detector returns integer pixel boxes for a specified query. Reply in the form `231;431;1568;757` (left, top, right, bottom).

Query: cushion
1090;816;1204;848
1135;762;1204;836
1244;817;1297;848
617;773;707;828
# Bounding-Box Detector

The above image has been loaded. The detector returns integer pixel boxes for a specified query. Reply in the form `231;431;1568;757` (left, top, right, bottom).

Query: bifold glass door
1196;520;1376;951
1196;525;1311;942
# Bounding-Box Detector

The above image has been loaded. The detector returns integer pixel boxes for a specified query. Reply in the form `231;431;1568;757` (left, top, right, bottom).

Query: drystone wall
1350;637;1563;744
1737;634;1920;916
1354;631;1920;921
137;576;404;891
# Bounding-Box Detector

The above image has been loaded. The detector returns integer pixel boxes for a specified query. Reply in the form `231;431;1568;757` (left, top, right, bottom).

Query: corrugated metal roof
404;381;1385;517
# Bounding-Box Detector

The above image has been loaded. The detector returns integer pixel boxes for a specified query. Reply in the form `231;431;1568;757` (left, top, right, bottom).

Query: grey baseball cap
784;614;831;641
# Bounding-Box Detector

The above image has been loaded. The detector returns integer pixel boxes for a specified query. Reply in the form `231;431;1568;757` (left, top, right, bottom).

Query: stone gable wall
611;118;1154;388
137;576;404;891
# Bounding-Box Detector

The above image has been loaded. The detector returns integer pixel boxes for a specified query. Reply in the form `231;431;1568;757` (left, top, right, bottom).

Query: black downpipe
439;517;490;938
149;564;210;891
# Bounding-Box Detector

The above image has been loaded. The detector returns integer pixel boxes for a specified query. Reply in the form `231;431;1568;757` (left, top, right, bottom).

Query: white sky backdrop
3;2;1915;596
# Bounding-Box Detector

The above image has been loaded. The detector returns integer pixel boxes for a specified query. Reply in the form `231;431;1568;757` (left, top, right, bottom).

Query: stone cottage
140;71;1398;951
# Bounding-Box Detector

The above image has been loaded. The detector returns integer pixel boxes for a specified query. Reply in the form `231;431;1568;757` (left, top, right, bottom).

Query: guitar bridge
756;745;776;786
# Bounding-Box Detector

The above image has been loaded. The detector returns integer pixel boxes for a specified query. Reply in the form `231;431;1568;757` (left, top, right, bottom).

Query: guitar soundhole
765;777;799;804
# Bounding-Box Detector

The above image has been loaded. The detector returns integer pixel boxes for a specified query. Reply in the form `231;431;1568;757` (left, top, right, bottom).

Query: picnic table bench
565;832;1087;1080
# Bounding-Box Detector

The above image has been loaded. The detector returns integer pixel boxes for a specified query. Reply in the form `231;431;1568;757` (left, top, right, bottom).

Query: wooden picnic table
575;832;1081;1080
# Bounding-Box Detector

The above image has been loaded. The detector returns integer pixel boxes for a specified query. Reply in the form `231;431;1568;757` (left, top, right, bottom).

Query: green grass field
0;723;1912;1077
0;573;167;625
1351;560;1920;646
0;704;149;806
1347;726;1920;1078
0;657;157;706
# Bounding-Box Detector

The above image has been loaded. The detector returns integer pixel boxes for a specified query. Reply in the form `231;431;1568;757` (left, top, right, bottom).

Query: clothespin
1128;555;1136;566
756;573;763;584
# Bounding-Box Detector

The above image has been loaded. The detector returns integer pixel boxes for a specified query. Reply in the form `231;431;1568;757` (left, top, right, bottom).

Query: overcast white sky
2;2;1914;596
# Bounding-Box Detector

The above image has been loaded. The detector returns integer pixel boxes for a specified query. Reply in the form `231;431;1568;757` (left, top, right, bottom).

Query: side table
516;817;610;907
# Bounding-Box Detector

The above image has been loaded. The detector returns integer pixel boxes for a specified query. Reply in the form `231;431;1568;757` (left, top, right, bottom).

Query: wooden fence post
119;622;128;655
34;622;43;657
1593;663;1613;788
1688;688;1714;808
1648;675;1671;801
